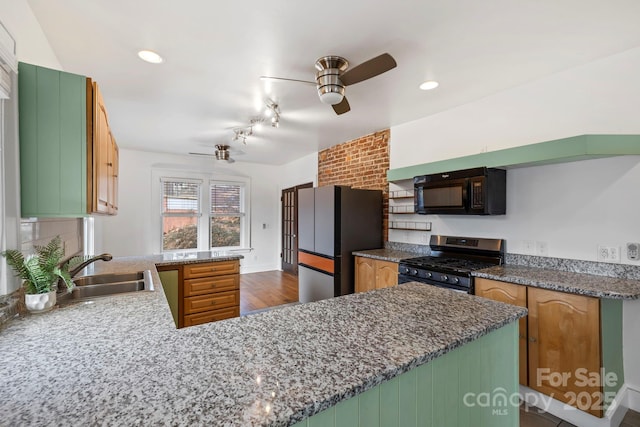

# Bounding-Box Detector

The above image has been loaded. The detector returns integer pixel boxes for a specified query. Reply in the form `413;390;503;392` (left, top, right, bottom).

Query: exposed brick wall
318;129;390;241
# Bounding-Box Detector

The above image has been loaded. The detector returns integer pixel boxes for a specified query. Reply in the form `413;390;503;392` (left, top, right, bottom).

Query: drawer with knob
184;275;239;297
183;306;240;327
183;290;239;315
183;260;239;279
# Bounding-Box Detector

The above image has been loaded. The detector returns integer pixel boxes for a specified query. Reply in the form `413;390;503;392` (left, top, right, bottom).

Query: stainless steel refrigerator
297;185;382;303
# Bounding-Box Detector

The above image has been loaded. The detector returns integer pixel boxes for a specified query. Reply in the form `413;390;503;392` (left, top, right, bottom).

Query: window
161;179;201;251
159;176;249;252
210;182;244;248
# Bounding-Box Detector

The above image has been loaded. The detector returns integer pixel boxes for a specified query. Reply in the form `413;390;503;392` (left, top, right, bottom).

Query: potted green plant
2;236;74;313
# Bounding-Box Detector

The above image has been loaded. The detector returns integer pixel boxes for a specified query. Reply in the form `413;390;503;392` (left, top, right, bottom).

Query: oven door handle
398;274;470;293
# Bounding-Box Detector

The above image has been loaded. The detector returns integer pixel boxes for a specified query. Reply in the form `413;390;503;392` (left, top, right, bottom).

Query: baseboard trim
519;385;629;427
239;263;280;274
626;382;640;412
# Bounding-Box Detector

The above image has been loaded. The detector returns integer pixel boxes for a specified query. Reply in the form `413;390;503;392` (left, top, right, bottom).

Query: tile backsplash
20;218;83;258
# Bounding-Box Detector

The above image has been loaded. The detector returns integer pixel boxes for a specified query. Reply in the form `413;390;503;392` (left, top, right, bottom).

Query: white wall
273;152;318;269
390;46;640;412
391;46;640;169
94;149;286;273
0;0;62;296
0;0;62;69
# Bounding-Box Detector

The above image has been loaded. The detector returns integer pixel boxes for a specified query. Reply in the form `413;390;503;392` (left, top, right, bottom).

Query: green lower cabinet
158;270;179;327
293;322;519;427
18;62;88;217
600;298;624;409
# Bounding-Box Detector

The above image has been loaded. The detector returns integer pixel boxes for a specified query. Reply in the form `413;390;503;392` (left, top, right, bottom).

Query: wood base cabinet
475;279;528;385
475;278;623;418
355;256;398;292
158;259;240;328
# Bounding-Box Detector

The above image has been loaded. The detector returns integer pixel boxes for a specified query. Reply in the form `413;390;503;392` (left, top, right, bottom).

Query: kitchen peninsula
0;257;526;426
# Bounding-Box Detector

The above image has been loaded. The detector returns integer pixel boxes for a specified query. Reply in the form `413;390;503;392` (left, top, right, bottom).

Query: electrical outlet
536;241;548;256
597;245;621;263
626;242;639;261
609;246;620;263
523;240;535;255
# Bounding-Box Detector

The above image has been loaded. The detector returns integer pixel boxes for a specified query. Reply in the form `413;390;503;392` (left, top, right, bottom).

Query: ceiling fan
189;144;238;163
260;52;397;115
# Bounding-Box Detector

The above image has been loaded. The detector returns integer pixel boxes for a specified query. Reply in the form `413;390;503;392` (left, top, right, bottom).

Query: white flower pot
24;290;57;313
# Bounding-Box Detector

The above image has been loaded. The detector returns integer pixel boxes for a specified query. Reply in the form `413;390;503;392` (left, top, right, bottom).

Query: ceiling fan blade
340;53;397;86
332;97;351;115
260;76;316;86
189;152;215;157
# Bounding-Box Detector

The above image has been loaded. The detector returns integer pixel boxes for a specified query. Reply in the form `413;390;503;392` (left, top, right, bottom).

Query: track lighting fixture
265;99;280;128
232;127;253;144
227;99;281;146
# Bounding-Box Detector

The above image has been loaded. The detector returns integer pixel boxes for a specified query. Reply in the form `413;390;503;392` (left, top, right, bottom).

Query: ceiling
27;0;640;165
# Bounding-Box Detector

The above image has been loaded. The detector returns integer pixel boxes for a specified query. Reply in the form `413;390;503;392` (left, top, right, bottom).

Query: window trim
153;171;251;253
209;180;247;250
160;177;203;252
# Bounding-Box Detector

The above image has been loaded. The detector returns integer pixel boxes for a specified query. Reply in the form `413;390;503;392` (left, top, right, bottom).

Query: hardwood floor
521;404;640;427
240;270;298;315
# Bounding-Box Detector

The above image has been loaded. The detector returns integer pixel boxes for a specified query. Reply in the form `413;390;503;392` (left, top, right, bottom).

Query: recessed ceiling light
419;80;439;91
137;50;163;64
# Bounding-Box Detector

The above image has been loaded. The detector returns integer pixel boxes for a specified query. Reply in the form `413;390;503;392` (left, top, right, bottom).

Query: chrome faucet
60;254;113;278
66;253;113;278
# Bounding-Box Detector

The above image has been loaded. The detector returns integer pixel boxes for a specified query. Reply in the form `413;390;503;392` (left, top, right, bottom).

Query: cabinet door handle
107;162;113;167
211;268;216;271
211;301;216;305
519;333;526;339
529;337;537;343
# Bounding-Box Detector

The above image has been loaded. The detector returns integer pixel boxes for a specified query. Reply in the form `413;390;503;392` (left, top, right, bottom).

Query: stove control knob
411;269;418;276
442;275;449;281
452;277;460;284
427;272;432;278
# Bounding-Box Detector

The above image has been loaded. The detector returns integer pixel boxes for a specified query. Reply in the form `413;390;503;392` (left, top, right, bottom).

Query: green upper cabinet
18;62;88;217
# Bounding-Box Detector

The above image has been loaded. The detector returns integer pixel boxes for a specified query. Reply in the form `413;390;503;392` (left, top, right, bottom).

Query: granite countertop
0;273;525;426
352;248;423;262
77;251;244;277
474;265;640;300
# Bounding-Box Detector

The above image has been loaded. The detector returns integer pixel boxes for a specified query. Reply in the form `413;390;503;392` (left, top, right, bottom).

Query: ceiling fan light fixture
137;50;163;64
215;144;230;161
419;80;439;91
318;90;344;105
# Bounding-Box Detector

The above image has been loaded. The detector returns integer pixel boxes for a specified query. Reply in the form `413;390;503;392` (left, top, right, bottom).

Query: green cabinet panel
387;134;640;181
298;322;519;427
601;298;624;409
158;270;179;327
18;62;87;217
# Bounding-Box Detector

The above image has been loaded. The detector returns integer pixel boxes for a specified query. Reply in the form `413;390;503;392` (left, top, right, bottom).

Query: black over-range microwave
414;167;506;215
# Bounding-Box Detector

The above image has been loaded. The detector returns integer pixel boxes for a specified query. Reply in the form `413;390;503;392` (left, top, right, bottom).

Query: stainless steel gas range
398;235;505;293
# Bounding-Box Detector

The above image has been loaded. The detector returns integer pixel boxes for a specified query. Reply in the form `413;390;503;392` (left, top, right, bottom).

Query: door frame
281;182;313;274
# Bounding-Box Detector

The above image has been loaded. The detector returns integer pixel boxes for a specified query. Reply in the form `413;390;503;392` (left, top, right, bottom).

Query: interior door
281;182;313;274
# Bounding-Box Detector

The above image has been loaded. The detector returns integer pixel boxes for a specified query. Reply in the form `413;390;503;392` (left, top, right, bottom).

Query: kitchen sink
59;270;154;302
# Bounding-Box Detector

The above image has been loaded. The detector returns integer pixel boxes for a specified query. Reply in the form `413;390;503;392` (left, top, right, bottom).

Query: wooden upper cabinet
87;80;118;215
475;278;528;386
527;287;601;417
